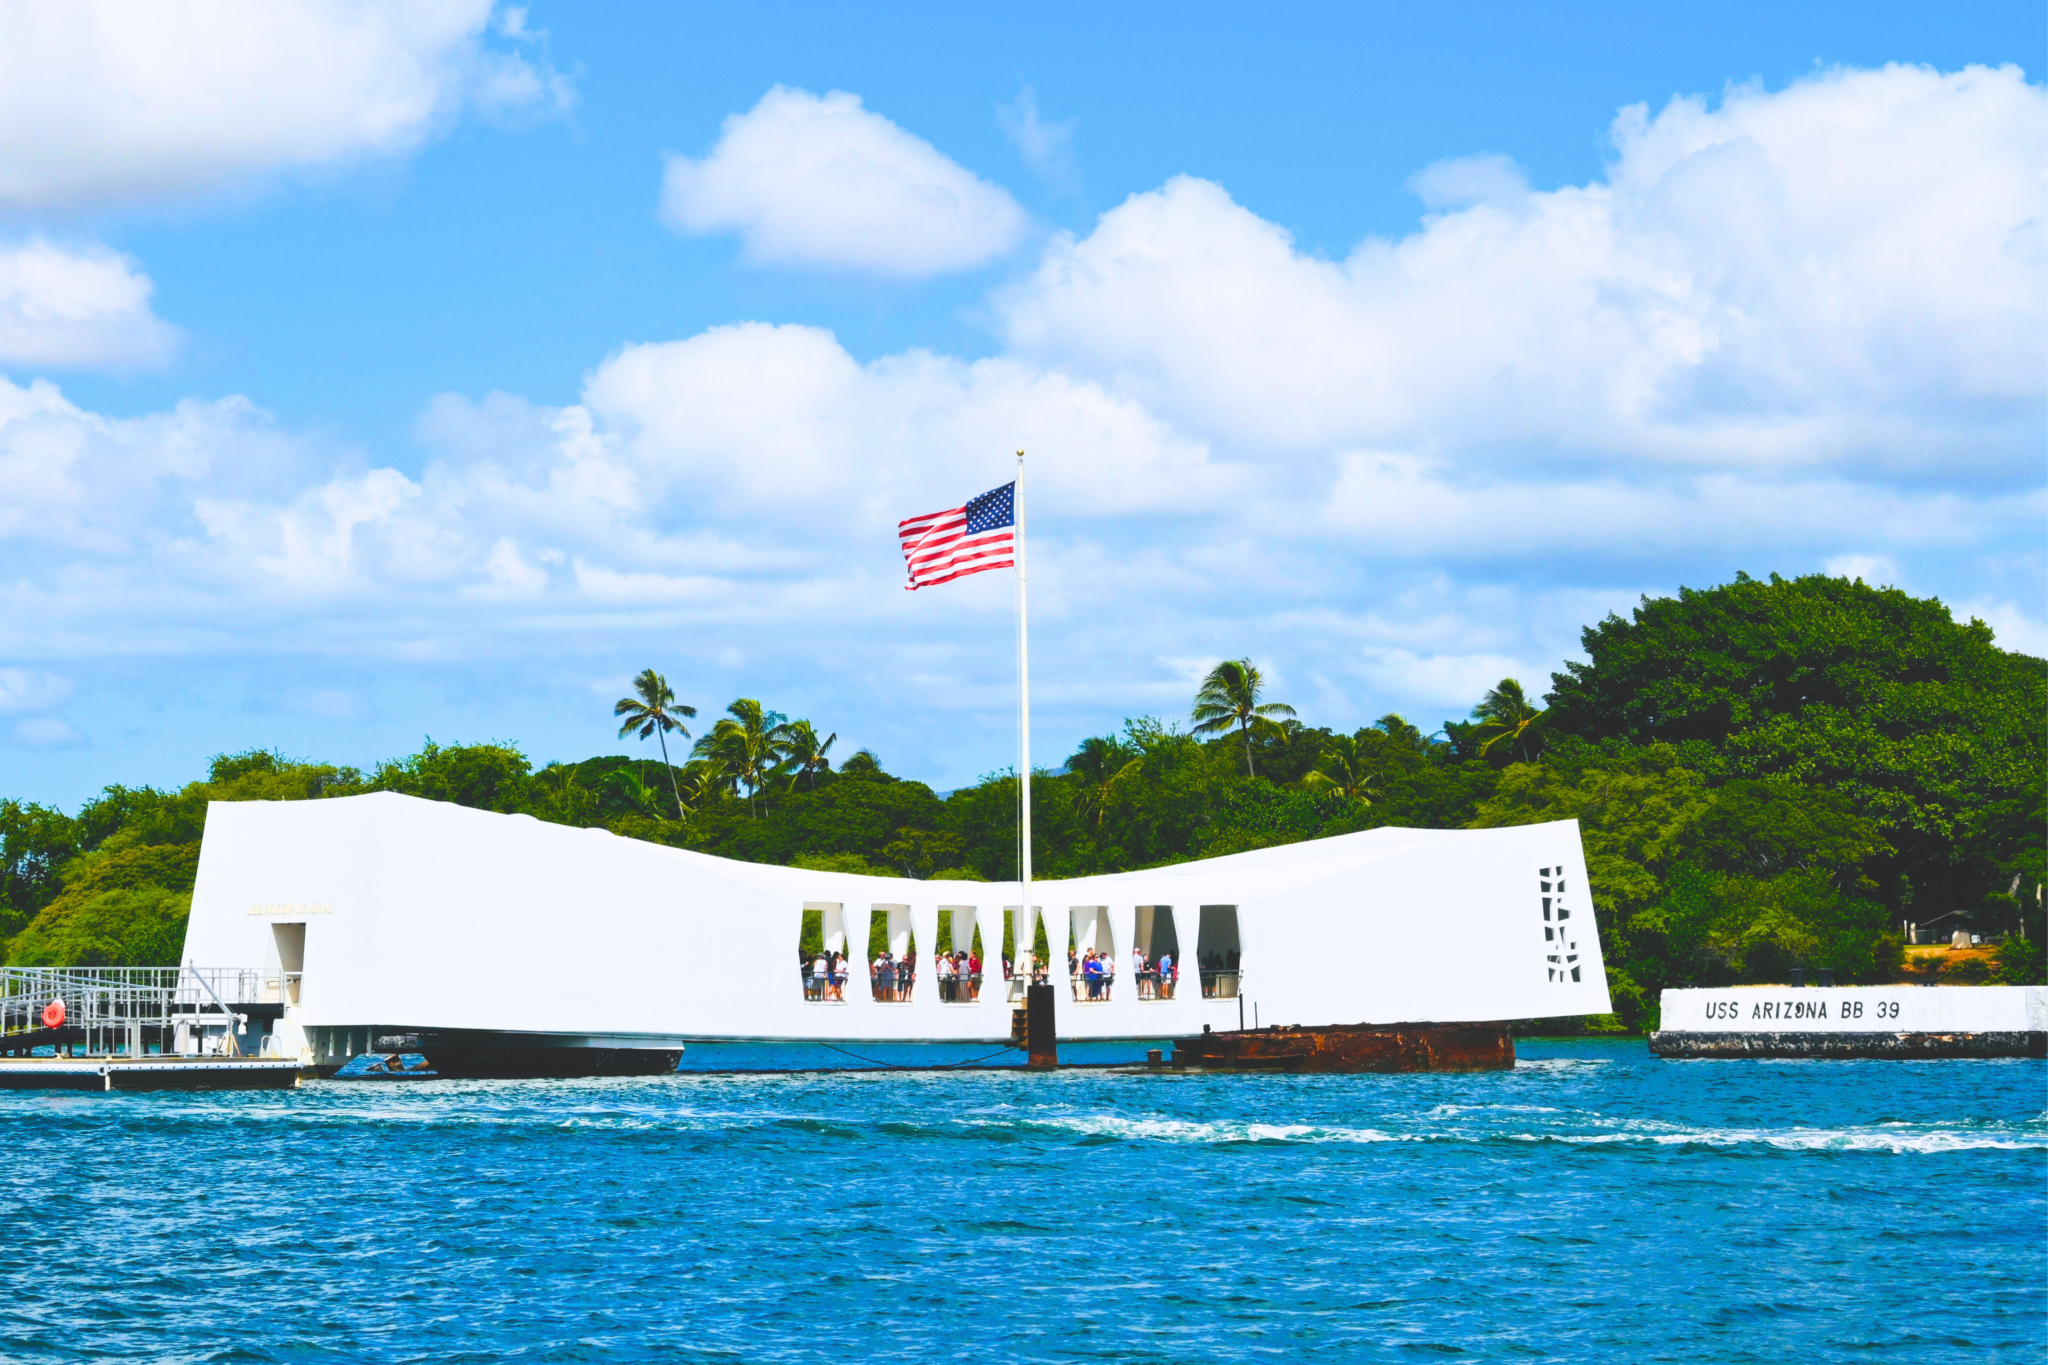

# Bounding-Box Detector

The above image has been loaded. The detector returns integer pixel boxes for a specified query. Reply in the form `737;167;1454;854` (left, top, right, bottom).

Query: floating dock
1651;985;2047;1059
0;1057;300;1090
0;965;299;1091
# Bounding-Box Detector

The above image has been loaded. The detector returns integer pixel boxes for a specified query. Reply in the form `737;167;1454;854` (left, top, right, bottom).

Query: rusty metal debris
1160;1022;1515;1073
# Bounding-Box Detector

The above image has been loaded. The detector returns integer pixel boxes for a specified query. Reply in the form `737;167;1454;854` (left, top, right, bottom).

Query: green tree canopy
1303;732;1380;804
1066;736;1141;829
1545;572;2046;926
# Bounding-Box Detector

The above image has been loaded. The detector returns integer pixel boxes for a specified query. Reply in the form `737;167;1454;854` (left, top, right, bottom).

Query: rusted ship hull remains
1166;1023;1515;1073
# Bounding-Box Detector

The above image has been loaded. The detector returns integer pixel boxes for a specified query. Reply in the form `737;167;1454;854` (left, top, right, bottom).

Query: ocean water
1;1040;2041;1364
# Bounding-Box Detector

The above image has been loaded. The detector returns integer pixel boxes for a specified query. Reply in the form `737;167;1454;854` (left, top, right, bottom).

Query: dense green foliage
1546;572;2046;937
5;574;2041;1023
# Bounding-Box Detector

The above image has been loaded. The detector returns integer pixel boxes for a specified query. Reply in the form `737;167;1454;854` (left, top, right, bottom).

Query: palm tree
1303;733;1380;803
691;698;793;817
1190;658;1297;777
614;669;695;818
597;767;660;817
676;760;724;813
1373;713;1429;754
781;720;838;791
839;748;882;776
1066;736;1141;828
1471;679;1543;762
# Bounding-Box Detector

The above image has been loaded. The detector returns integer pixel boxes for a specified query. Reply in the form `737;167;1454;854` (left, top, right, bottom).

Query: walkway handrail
184;960;247;1025
0;966;260;1042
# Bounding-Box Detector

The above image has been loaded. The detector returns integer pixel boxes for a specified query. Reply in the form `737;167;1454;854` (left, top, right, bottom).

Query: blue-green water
3;1040;2041;1363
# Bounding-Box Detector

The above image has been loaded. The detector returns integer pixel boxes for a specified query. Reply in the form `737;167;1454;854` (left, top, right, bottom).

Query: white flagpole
1015;449;1033;965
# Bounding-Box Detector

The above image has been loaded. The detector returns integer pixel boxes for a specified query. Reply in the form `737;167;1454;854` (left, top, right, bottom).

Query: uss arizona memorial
181;792;1611;1073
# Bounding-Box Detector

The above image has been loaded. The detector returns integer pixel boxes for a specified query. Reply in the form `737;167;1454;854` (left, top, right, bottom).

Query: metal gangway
0;966;262;1057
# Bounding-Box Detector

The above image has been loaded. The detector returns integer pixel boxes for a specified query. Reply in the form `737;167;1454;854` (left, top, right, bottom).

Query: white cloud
1000;64;2046;478
3;63;2040;788
1953;600;2048;657
0;667;70;712
999;84;1079;192
12;716;79;747
660;87;1028;276
0;0;572;211
1822;553;1903;586
579;322;1228;521
0;326;1229;635
0;239;178;367
0;376;311;555
1320;451;2039;559
1408;153;1528;210
1355;647;1543;715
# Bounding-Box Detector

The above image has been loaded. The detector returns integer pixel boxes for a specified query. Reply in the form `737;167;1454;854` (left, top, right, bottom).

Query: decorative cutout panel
1540;866;1581;983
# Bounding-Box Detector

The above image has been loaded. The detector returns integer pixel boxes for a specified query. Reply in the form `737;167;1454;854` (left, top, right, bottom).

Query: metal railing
799;965;855;1002
1200;969;1241;999
0;966;260;1054
1007;963;1055;1001
870;966;917;1003
935;972;982;1003
798;965;985;1003
1132;970;1183;1000
1069;970;1116;1003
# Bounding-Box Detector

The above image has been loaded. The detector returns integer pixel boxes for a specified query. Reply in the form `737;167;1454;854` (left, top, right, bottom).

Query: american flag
897;482;1016;590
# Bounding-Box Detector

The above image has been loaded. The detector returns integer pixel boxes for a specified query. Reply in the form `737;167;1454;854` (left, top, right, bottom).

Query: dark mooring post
1026;982;1057;1070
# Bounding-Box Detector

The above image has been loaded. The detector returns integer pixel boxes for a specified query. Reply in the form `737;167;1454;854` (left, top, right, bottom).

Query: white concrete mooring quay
1651;985;2048;1059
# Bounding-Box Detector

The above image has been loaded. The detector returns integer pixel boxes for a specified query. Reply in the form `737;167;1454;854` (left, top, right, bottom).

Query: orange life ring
42;999;64;1029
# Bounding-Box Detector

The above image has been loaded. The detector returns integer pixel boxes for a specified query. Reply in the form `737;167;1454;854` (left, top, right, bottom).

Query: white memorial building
181;792;1610;1072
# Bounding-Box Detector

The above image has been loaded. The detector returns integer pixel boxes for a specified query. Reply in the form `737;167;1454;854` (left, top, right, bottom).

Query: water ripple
0;1040;2038;1364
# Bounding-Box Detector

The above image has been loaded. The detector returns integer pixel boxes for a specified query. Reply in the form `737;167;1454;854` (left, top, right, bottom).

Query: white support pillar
972;905;1006;1023
1008;903;1046;1003
820;904;848;958
908;903;940;1015
1064;906;1082;983
1008;904;1031;988
1108;904;1137;1007
847;904;873;1003
1068;906;1091;1002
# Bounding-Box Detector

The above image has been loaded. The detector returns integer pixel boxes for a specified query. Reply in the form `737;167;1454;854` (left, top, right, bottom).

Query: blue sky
2;0;2043;809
